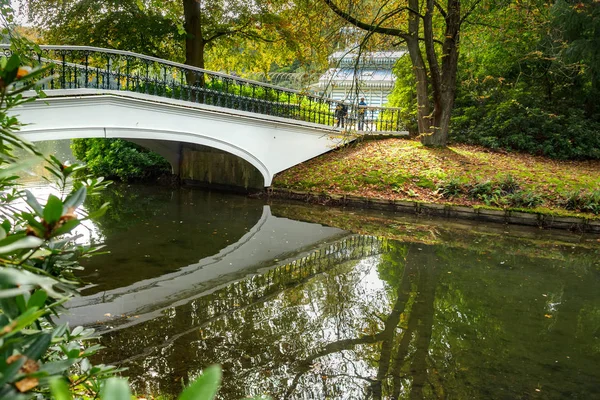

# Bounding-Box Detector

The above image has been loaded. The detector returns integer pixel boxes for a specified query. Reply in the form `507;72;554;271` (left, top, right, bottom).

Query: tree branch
419;37;444;46
434;1;448;18
205;23;253;43
283;333;384;399
322;0;410;39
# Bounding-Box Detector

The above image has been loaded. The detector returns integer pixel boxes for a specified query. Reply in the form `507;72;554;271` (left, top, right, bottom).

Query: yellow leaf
15;377;38;392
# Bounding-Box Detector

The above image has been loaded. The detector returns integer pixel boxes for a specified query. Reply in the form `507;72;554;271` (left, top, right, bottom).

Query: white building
317;50;406;107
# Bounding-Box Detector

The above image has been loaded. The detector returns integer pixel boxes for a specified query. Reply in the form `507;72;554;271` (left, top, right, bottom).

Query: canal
47;182;600;399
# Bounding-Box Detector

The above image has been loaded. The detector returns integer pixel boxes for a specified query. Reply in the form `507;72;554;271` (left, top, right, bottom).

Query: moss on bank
273;138;600;218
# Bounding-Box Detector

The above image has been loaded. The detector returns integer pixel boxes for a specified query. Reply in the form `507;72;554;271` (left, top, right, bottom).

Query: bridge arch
15;92;340;187
30;128;269;182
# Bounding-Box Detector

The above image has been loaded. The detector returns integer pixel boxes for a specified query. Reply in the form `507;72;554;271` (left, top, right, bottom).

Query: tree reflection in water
96;227;600;399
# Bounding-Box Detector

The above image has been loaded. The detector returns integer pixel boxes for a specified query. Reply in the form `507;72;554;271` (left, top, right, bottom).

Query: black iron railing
1;45;406;133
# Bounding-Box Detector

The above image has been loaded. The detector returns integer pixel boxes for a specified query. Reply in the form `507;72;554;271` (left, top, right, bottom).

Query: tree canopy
15;0;600;158
25;0;182;59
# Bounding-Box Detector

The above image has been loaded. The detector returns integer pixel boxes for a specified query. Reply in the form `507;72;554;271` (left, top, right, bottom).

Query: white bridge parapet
14;89;348;186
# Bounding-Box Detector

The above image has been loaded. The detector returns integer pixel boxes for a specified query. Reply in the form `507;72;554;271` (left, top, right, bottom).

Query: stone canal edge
266;188;600;234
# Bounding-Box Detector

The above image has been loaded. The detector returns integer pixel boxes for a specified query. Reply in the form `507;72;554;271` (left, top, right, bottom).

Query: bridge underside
129;139;264;191
15;91;345;188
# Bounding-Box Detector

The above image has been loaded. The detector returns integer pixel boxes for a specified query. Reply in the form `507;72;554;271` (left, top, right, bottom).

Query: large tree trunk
183;0;205;86
420;0;460;147
421;91;454;146
406;0;433;138
406;39;432;138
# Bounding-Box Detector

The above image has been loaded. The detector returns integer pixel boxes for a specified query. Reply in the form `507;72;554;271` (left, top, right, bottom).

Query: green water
71;184;599;399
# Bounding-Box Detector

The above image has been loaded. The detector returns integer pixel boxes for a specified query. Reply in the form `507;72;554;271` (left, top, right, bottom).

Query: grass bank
273;138;600;218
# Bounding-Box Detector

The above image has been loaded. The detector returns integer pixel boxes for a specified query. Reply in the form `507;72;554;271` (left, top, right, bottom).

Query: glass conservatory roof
317;68;396;89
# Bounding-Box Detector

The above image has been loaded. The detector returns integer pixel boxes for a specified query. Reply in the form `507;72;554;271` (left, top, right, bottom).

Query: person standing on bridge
335;102;348;128
357;97;367;131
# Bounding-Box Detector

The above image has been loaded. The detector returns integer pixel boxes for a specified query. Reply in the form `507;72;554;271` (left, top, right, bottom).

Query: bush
437;177;466;198
498;174;520;194
71;138;171;181
506;190;544;208
468;180;496;199
388;56;419;135
450;87;600;160
437;175;545;208
562;190;600;214
1;49;119;399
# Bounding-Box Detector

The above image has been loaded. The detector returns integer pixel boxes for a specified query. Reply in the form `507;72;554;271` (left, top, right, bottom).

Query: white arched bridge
3;45;407;189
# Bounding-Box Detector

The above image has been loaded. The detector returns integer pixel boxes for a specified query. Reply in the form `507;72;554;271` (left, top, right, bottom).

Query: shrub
468;180;497;199
0;37;269;400
71;138;171;181
437;175;545;209
387;56;419;135
437;177;466;198
562;190;600;214
498;174;521;194
1;49;118;398
450;87;600;160
506;190;544;208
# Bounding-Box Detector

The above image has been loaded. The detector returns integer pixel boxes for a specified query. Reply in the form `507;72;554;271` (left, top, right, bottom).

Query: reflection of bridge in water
63;205;387;330
98;234;388;370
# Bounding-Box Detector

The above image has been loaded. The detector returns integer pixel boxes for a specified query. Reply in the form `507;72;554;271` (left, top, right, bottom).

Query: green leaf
27;290;48;310
0;269;66;300
0;235;44;255
25;190;44;216
0;355;25;387
44;165;63;180
43;194;63;225
0;287;30;299
15;294;26;313
71;326;84;337
52;323;69;338
41;359;76;375
49;155;63;168
28;248;52;259
3;54;20;84
50;378;73;400
0;297;21;319
20;212;45;231
63;187;86;210
85;202;109;220
0;386;25;400
1;220;11;234
24;332;52;360
178;365;222;400
52;219;80;237
100;378;131;400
